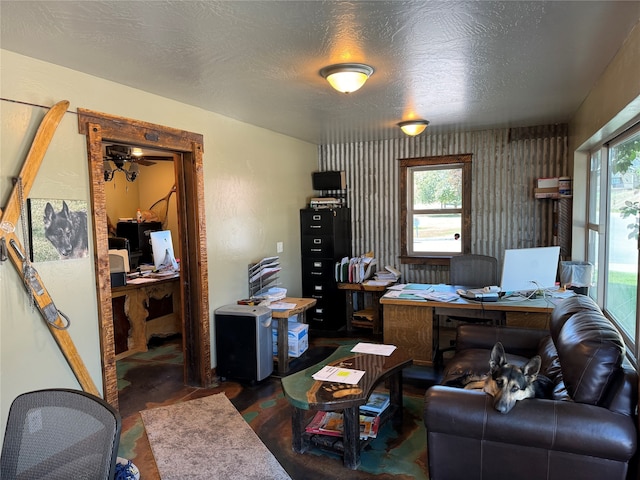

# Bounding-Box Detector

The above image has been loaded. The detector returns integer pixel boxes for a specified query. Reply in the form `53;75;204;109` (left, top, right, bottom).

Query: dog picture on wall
28;198;89;262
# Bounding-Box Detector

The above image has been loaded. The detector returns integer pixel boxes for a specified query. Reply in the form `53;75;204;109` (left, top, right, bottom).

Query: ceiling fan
103;144;170;182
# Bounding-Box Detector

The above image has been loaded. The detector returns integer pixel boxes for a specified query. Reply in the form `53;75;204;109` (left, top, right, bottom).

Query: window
399;154;472;264
587;123;639;356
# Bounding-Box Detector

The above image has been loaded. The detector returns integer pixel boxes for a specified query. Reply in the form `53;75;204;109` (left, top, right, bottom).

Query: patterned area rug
140;393;291;480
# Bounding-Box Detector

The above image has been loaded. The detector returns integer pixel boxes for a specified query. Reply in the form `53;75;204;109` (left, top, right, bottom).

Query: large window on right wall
587;122;639;357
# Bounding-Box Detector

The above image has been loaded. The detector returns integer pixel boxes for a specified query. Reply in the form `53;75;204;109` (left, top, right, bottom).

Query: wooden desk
281;343;412;469
271;297;316;375
381;286;557;366
111;275;181;360
337;282;391;334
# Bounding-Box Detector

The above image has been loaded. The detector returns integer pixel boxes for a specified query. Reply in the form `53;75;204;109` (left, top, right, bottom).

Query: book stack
305;411;380;440
304;391;390;441
359;391;390;416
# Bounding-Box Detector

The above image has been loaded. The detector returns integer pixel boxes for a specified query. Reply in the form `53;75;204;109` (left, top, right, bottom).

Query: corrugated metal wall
319;124;569;284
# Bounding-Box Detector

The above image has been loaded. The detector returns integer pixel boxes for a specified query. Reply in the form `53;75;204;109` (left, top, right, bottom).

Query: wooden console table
337;282;391;335
111;275;181;360
381;286;557;366
281;343;412;469
271;297;316;375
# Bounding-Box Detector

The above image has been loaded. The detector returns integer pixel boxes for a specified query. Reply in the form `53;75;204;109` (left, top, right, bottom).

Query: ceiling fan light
398;120;430;136
320;63;374;94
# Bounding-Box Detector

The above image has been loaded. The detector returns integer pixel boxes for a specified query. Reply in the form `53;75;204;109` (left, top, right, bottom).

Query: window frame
586;122;640;362
399;154;472;265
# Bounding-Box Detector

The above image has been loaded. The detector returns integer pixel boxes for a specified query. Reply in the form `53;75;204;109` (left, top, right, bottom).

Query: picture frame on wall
27;198;89;262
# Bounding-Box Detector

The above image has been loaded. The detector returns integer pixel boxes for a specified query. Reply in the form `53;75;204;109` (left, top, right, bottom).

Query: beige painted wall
0;50;317;434
569;20;640;261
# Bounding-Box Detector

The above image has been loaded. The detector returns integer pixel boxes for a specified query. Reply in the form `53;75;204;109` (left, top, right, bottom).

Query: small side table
271;297;316;375
337;283;392;335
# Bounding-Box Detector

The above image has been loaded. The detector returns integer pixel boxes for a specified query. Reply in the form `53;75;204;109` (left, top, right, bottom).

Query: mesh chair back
1;389;121;480
449;254;498;287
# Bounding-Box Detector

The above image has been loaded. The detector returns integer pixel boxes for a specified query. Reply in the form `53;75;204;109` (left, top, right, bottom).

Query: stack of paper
374;265;401;283
312;365;365;385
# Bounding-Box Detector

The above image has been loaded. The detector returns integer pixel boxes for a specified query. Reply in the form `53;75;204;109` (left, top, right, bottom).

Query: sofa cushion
550;296;625;406
537;335;571;401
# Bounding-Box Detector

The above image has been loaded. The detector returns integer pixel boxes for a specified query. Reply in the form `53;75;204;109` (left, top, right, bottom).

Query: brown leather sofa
424;295;638;480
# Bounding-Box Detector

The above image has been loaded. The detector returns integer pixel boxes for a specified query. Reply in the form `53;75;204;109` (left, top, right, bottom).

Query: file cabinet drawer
302;257;335;280
300;210;335;233
301;235;335;257
302;280;334;298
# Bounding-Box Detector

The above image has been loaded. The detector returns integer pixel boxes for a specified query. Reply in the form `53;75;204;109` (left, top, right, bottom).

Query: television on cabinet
499;246;560;293
150;230;178;272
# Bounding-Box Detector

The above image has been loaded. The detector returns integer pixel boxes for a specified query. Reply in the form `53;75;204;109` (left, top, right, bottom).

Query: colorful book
359;392;390;415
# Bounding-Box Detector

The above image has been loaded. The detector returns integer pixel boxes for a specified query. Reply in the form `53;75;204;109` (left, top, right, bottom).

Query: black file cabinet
300;208;351;331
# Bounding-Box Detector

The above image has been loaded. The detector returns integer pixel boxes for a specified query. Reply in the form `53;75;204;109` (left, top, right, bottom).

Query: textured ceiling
1;1;639;144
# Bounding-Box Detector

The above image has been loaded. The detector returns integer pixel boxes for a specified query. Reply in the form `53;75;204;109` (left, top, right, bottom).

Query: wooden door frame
77;110;211;408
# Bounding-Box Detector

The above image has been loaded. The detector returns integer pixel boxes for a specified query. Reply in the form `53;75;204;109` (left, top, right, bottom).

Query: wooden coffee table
281;344;412;469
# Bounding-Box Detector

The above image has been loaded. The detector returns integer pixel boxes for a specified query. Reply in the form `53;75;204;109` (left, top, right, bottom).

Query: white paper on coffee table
312;366;366;385
351;342;396;356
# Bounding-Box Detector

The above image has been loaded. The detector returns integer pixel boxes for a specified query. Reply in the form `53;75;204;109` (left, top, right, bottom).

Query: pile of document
373;265;401;283
335;253;377;283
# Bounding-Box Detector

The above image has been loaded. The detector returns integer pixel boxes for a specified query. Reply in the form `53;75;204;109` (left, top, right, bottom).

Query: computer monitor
500;246;560;293
150;230;178;272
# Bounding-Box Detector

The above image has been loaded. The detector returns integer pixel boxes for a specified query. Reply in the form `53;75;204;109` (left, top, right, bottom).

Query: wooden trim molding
77;109;210;408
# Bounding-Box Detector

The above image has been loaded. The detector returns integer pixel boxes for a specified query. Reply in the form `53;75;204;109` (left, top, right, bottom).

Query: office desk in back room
380;286;557;366
111;275;181;360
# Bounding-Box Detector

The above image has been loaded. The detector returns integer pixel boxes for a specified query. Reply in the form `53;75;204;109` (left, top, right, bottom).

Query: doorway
77;109;211;408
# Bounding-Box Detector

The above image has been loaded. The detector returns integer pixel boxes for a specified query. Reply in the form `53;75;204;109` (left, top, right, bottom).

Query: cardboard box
272;320;309;357
534;187;560;199
537;177;559;189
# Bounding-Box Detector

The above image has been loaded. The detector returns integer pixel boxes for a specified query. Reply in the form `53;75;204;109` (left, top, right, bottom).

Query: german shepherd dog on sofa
446;342;553;413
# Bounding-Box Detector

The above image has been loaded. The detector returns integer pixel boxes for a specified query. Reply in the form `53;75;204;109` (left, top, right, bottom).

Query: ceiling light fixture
398;119;430;136
103;159;139;182
103;145;140;182
319;63;374;94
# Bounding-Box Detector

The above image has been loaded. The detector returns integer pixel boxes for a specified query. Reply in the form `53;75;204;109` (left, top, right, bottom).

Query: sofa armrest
456;325;548;357
424;386;637;462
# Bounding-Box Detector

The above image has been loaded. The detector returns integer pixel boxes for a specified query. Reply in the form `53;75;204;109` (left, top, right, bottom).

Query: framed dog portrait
27;198;89;262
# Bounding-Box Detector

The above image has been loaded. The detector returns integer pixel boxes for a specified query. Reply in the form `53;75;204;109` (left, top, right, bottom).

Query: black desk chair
434;254;499;365
1;388;121;480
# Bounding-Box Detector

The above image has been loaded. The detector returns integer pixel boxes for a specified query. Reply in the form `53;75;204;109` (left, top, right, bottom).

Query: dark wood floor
116;328;452;479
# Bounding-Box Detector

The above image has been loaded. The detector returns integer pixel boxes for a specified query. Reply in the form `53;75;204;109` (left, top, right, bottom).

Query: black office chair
1;388;121;480
434;254;500;365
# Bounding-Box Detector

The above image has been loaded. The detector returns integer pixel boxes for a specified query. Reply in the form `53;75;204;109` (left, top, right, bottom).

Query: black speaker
312;171;346;190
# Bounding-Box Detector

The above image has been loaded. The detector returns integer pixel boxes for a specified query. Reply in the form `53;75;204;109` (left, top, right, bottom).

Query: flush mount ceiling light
398;120;430;136
319;63;374;94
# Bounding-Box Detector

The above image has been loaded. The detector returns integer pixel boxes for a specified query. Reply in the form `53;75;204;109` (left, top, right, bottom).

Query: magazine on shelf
305;411;380;440
359;391;390;415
